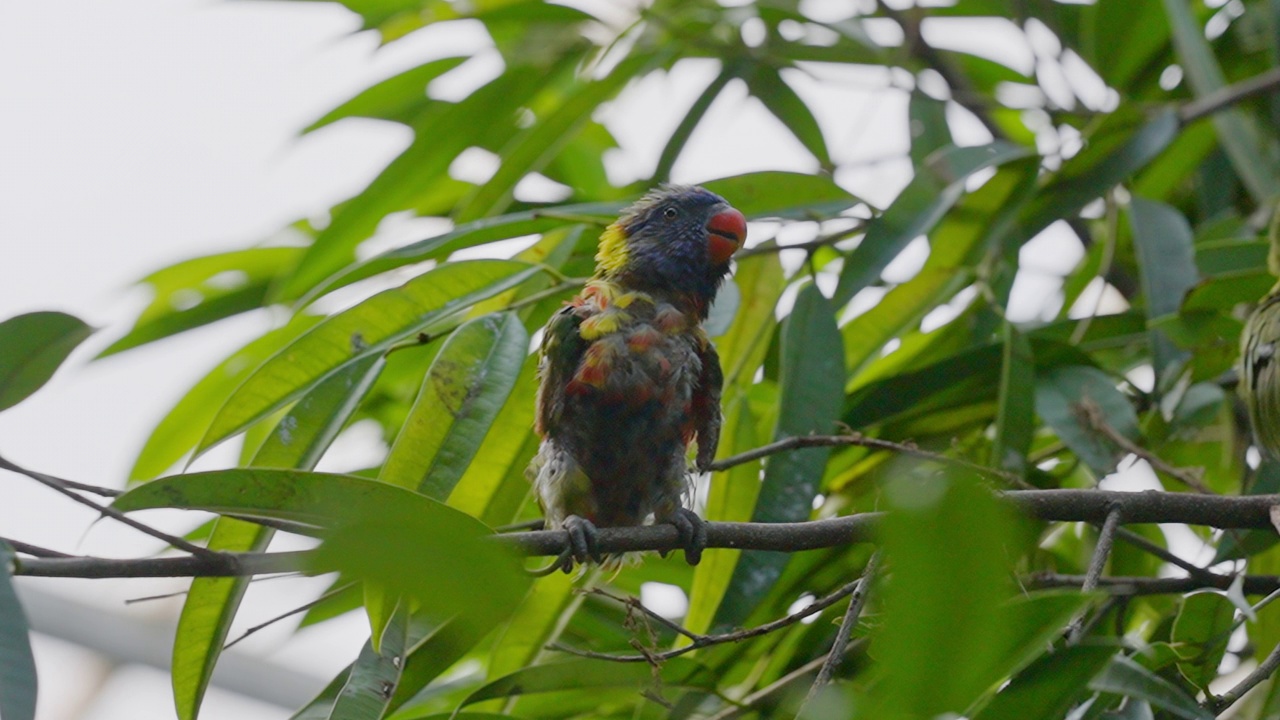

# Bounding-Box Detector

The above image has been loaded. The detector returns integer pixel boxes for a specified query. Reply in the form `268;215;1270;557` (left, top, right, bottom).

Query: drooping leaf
746;65;831;168
0;542;36;720
713;285;844;630
172;354;385;720
0;311;93;413
380;313;528;498
327;605;410;720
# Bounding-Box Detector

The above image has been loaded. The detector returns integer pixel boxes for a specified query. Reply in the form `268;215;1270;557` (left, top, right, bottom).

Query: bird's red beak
706;207;746;265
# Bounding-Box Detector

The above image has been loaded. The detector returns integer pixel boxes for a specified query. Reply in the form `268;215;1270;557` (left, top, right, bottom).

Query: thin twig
0;538;75;558
707;431;1032;489
0;454;217;557
1205;636;1280;714
802;552;882;707
1027;573;1280;595
590;587;702;642
1115;527;1220;583
13;550;310;578
550;574;867;663
12;490;1280;579
733;224;864;260
704;639;869;720
224;581;358;650
1180;66;1280;124
1078;403;1213;493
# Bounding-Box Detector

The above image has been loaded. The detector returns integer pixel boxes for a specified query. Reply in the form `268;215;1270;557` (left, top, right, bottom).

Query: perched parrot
1241;208;1280;458
529;185;747;571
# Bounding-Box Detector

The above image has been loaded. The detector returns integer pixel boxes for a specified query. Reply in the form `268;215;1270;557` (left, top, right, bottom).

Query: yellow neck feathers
594;223;629;277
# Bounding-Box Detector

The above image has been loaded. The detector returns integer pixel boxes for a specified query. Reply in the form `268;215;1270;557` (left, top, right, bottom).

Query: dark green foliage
12;0;1280;717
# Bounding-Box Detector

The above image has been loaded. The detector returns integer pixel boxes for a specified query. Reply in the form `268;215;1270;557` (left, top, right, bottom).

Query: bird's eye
662;206;678;220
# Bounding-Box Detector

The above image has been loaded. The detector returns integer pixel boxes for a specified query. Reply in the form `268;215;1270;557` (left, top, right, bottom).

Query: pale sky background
0;1;1131;717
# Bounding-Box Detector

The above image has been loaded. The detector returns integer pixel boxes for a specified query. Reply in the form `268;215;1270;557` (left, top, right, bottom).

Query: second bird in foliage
528;185;747;571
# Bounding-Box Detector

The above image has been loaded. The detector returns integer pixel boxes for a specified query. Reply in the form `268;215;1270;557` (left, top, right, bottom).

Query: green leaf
1035;365;1140;476
300;202;622;306
280;63;559;299
976;645;1116;720
304;56;468;132
173;519;273;720
98;247;300;357
701;171;858;220
380;313;528;498
747;65;831;168
1020;110;1180;238
446;355;538;524
172;354;384;720
0;542;36;720
841;157;1037;386
0;311;93;412
1171;591;1235;690
112;469;485;531
653;65;736;183
316;506;530;705
686;392;762;637
1183;268;1275;312
328;606;410;720
456;658;715;709
875;474;1020;717
833;142;1032;306
713;285;844;630
993;323;1035;475
455;51;661;222
129;314;323;481
1162;0;1280;203
907;89;953;167
487;571;578;680
197;260;537;455
1089;655;1214;720
1129;197;1199;381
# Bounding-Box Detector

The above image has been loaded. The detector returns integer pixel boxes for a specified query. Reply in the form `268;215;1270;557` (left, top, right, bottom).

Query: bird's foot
665;508;707;566
554;515;602;573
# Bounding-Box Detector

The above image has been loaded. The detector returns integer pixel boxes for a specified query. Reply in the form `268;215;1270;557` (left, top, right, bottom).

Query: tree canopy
6;0;1280;718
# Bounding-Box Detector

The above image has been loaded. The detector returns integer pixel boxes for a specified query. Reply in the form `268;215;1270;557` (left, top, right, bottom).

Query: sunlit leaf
380;312;527;497
197;260;537;455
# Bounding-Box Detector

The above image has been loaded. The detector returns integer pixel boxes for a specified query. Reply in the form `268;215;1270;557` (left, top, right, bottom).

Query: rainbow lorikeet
529;185;747;571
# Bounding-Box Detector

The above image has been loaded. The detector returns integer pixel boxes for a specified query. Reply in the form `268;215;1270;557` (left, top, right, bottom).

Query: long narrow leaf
196;260;537;455
0;542;36;720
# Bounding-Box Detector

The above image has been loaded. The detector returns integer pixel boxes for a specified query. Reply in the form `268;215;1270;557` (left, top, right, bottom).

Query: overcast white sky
0;1;1104;717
